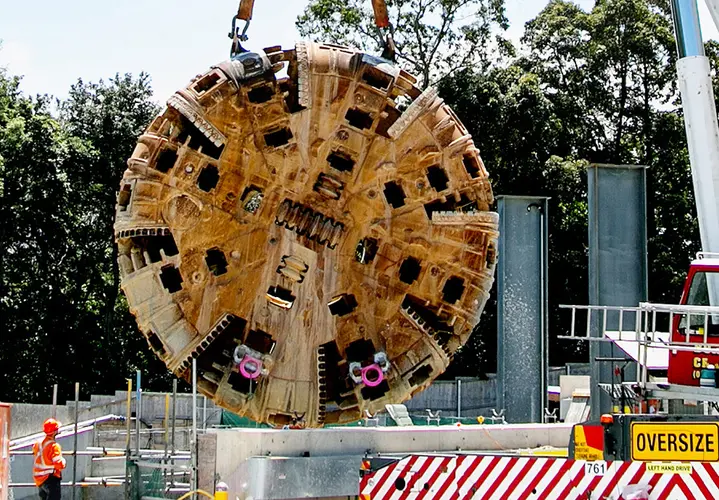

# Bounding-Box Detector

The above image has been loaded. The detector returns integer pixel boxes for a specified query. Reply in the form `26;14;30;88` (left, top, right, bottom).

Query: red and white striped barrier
360;455;719;499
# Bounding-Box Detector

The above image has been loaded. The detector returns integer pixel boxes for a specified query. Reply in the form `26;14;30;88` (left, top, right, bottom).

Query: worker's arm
48;443;67;470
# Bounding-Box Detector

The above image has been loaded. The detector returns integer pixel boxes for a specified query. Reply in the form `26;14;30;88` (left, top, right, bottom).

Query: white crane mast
671;0;719;305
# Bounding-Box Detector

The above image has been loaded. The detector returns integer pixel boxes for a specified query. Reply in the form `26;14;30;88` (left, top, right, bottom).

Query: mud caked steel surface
114;42;499;427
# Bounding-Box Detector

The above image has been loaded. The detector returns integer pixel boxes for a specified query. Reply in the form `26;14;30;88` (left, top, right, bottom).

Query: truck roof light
600;414;614;425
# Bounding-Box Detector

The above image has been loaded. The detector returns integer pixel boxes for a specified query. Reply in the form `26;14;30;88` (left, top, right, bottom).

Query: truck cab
667;252;719;386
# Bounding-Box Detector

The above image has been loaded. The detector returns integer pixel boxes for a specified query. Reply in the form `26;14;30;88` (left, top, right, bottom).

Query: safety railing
559;302;719;386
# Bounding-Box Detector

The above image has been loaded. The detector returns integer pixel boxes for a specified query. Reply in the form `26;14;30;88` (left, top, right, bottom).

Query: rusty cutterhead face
115;42;498;427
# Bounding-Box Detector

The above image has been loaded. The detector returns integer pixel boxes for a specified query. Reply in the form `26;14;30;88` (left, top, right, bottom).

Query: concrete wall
207;424;573;498
9;391;222;440
9;368;590;440
402;377;497;417
9;404;74;441
402;367;589;418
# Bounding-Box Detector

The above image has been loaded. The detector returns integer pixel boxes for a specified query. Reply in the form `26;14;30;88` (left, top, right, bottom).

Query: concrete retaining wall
403;377;498;417
402;365;590;418
9;391;222;440
8;365;590;439
207;423;573;497
9;404;74;441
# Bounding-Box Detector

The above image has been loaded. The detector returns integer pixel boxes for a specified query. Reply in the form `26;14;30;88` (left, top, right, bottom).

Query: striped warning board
360;455;719;499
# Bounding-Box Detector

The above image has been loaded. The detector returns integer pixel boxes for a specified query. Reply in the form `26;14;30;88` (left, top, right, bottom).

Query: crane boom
706;0;719;30
671;0;719;306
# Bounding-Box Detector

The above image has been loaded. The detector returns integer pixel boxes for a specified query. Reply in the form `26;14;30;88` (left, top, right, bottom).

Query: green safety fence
220;411;272;428
127;457;191;500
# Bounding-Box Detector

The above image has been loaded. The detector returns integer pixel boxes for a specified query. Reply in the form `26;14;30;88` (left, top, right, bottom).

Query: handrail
9;415;125;449
637;302;719;314
559;302;719;389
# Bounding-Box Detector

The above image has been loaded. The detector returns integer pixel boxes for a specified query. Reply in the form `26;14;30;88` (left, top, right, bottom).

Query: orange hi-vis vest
32;437;66;486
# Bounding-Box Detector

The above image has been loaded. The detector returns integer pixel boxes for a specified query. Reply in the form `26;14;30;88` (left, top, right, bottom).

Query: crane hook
228;16;251;57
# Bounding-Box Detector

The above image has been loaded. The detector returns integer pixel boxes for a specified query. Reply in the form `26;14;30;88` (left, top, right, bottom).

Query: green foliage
1;0;714;400
444;0;705;373
438;66;590;372
1;74;93;401
0;70;172;403
516;0;701;313
521;0;676;163
299;0;709;374
297;0;509;87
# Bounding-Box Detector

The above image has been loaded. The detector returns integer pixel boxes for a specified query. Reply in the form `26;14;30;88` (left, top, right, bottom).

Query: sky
1;0;718;102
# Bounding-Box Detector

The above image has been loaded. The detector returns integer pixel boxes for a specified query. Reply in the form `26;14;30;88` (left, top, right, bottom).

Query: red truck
667;252;719;386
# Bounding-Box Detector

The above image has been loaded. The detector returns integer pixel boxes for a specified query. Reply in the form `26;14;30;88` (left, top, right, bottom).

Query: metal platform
560;302;719;382
642;382;719;403
599;381;719;404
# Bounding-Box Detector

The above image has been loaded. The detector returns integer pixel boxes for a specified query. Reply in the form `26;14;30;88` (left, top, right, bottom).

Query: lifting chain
228;0;395;61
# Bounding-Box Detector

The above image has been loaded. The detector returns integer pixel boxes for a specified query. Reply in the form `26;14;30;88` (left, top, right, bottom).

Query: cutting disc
115;42;498;427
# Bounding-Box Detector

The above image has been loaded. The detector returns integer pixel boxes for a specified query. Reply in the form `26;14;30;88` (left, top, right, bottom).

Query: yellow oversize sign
631;422;719;462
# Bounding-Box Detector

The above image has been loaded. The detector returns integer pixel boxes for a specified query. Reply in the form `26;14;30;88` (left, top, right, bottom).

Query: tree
1;70;95;400
57;74;174;396
297;0;711;376
59;74;158;347
648;111;700;302
520;0;676;164
521;0;704;306
0;70;172;403
438;66;589;372
296;0;509;87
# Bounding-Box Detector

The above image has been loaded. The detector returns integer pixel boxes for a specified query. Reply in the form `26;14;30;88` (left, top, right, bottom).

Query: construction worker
32;418;66;500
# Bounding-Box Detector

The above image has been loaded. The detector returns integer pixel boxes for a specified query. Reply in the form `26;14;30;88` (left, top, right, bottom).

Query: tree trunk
614;59;628;163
